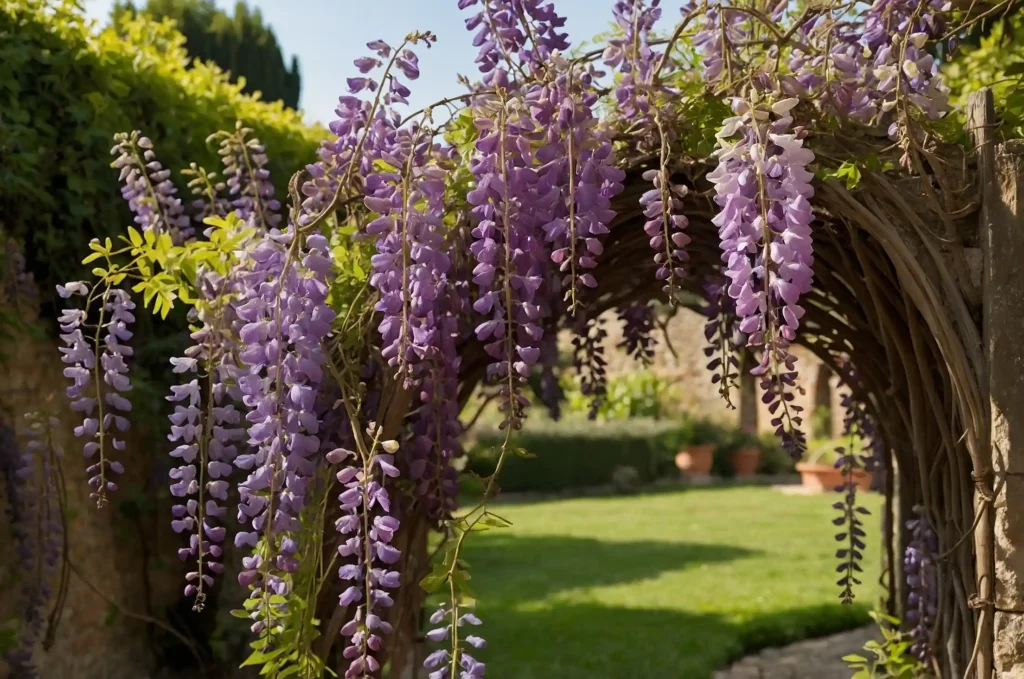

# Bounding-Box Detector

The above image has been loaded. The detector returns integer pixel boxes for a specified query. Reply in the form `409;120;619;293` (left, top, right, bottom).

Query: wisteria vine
32;0;975;674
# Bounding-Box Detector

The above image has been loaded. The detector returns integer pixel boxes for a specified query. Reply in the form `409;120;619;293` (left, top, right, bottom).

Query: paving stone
715;626;875;679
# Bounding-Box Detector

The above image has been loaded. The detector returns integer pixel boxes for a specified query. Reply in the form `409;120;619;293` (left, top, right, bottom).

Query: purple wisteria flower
618;300;657;367
110;131;192;243
702;276;741;408
233;229;335;633
688;2;747;87
58;283;133;508
1;416;63;679
330;435;403;678
167;312;244;610
572;313;608;420
469;90;552;429
425;603;488;679
534;62;625;313
214;125;282;231
365;127;452;384
458;0;569;78
603;0;664;122
905;507;938;662
707;96;814;458
641;166;689;300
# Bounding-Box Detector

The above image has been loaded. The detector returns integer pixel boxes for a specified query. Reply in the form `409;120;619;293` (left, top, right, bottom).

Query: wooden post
969;88;999;679
975;88;1024;678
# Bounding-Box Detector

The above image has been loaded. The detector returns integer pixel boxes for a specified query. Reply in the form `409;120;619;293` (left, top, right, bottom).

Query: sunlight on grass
453;486;883;679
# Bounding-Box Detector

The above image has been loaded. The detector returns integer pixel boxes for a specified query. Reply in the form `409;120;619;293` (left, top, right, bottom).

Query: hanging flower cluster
111;131;192;242
167;303;245;610
234;230;335;636
604;0;663;122
905;507;938;663
182;162;231;228
709;95;814;458
212;123;283;231
1;415;63;679
572;313;608;420
469;91;549;430
702;277;741;408
330;433;403;678
425;604;487;679
641;165;690;301
57;282;133;508
830;376;885;604
459;0;569;77
689;2;747;88
536;63;625;314
617;300;657;367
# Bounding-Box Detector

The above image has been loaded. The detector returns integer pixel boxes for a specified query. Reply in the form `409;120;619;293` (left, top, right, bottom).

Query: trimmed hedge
467;417;795;493
0;1;321;294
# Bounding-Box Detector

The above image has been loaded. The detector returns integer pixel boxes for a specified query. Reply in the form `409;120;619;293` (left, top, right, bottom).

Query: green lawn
453;486;883;679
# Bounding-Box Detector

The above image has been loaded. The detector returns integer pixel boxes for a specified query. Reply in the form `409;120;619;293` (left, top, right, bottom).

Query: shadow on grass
463;534;757;603
466;600;872;679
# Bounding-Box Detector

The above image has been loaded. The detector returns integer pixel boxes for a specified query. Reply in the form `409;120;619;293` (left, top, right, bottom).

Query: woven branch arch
314;101;999;679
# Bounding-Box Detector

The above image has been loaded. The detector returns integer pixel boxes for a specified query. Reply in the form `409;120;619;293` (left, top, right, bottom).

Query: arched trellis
309;90;1011;679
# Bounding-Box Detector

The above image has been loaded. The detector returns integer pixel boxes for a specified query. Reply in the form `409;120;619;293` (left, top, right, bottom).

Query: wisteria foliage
36;0;969;674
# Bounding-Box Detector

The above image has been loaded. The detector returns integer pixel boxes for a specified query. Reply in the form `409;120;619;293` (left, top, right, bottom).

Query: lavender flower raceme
233;230;335;638
2;416;63;679
364;114;451;384
329;434;403;679
702;277;741;408
212;124;282;231
182;162;230;229
572;314;608;420
905;508;938;663
708;96;814;458
111;131;192;243
617;300;657;367
57;283;133;508
603;0;664;123
458;0;569;78
689;2;747;88
168;305;245;610
641;163;689;301
535;61;625;314
425;603;487;679
469;89;548;429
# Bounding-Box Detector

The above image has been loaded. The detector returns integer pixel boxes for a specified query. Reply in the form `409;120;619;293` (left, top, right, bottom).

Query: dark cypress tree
113;0;302;109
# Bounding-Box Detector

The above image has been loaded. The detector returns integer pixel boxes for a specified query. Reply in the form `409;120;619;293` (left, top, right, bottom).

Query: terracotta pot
729;446;761;477
795;463;873;493
675;444;715;477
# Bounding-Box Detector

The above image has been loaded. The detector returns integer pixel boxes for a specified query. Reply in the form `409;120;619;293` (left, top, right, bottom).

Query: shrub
467;416;795;492
563;370;678;421
467;418;687;492
0;0;320;294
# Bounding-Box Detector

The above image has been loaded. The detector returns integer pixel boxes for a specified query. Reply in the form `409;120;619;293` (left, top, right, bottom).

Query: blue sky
82;0;687;125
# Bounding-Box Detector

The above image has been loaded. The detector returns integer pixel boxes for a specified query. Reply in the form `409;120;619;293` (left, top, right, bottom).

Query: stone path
713;626;875;679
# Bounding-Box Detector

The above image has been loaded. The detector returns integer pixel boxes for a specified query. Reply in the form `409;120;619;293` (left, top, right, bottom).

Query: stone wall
0;304;178;679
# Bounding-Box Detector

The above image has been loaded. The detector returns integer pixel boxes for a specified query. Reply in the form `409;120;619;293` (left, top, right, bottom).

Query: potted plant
795;439;873;492
728;431;762;478
674;419;719;479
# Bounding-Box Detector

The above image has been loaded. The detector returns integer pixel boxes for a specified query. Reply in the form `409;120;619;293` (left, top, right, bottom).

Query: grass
448;486;883;679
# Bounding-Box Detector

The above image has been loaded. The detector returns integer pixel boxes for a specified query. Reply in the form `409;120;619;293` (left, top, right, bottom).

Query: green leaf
477;512;512;529
419;571;448;593
230;608;251;619
842;654;869;663
128;226;143;247
82;252;103;264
